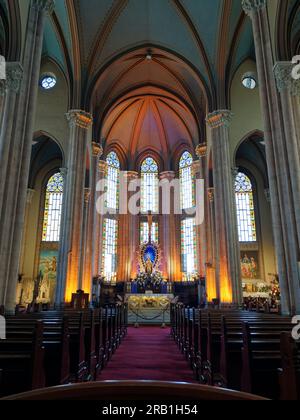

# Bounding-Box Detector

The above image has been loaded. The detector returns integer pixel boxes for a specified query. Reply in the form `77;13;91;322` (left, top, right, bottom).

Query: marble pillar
243;0;300;314
84;143;103;294
206;188;217;300
273;62;300;243
159;171;177;281
19;189;36;277
194;144;208;278
80;188;91;292
118;171;139;281
0;0;54;313
0;63;23;217
56;110;93;305
206;110;242;306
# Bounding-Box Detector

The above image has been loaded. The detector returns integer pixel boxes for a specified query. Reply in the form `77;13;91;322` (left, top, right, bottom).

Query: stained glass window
141;157;159;213
181;218;197;274
42;173;64;242
102;218;118;282
140;222;159;244
179;151;194;210
235;172;257;242
106;151;120;210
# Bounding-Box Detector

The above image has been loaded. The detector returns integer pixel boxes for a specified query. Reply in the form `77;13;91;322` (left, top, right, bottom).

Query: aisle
99;327;196;382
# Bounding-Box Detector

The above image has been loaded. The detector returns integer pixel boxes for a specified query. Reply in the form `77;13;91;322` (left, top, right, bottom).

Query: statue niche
136;213;163;293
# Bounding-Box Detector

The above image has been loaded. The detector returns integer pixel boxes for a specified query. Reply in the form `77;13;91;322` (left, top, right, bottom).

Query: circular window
40;74;57;90
242;73;257;90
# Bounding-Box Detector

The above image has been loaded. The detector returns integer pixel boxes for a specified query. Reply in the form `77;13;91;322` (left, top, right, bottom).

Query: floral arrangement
136;271;164;290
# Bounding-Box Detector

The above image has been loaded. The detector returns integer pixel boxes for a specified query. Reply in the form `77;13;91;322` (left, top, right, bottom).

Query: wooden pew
1;381;269;401
5;317;70;387
279;332;300;400
0;321;45;397
172;305;292;398
1;303;127;393
241;322;292;399
220;317;291;392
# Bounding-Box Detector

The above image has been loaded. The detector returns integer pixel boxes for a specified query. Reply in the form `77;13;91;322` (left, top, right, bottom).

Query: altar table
126;294;174;326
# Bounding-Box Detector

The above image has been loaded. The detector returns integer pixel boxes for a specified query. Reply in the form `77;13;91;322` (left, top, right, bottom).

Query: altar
128;213;174;326
126;293;174;326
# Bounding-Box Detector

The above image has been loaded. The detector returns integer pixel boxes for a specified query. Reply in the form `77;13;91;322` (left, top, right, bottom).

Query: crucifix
147;211;153;243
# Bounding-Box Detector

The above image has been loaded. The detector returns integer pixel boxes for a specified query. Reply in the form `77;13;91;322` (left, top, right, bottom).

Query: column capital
32;0;55;14
242;0;266;17
123;171;139;180
92;142;103;158
195;143;207;159
159;171;176;181
6;63;23;93
206;110;233;129
66;110;93;130
274;61;300;96
0;62;23;95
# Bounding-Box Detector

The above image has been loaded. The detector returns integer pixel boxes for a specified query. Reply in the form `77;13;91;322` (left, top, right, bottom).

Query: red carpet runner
99;327;196;382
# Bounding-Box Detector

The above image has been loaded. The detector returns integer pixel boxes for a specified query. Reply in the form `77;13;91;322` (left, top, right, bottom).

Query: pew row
171;304;295;400
0;304;128;397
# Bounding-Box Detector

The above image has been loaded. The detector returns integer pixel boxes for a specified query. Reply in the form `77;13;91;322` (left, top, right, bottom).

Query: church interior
0;0;300;402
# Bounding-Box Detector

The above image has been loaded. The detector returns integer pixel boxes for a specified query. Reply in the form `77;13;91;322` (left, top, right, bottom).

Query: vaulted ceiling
101;86;198;169
43;0;257;110
1;0;299;161
1;1;300;105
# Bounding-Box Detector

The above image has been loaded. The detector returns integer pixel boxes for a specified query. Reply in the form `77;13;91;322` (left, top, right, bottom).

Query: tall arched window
102;218;118;282
106;151;120;210
179;151;194;210
181;218;197;276
141;157;159;213
235;172;257;242
179;152;196;278
42;173;64;242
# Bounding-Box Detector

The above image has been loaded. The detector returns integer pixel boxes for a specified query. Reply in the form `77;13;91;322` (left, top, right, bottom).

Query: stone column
0;80;5;119
194;144;208;277
55;110;93;305
0;1;54;313
243;0;300;314
159;171;177;280
80;188;91;293
273;62;300;243
206;110;242;306
83;143;103;295
118;171;139;281
0;63;23;216
94;160;107;276
206;188;217;300
19;189;36;276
